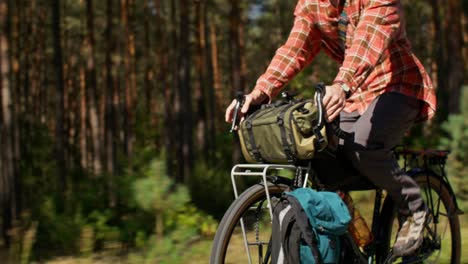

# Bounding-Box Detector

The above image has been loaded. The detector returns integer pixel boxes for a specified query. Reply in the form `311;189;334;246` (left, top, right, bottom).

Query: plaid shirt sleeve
254;0;322;100
333;0;401;94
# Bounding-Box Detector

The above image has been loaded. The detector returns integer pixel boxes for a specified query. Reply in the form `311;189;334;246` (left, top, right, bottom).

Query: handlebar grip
315;82;326;96
235;91;244;103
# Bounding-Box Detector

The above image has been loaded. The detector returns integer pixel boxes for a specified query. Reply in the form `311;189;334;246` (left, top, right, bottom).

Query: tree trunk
79;66;87;169
177;0;193;183
430;0;445;120
85;0;102;174
204;4;216;162
61;0;69;172
0;0;19;247
431;0;465;122
168;1;184;182
209;18;222;116
194;0;207;158
104;0;117;207
445;0;465;114
154;0;173;179
228;0;247;94
121;0;136;157
143;0;153;121
36;3;47;125
30;0;40;123
51;0;66;212
200;1;216;162
228;0;246;164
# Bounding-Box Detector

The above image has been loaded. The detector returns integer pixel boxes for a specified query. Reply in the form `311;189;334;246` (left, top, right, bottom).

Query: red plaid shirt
254;0;436;120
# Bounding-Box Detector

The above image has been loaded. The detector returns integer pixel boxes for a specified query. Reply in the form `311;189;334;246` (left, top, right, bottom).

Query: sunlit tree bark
209;17;222;116
85;0;102;174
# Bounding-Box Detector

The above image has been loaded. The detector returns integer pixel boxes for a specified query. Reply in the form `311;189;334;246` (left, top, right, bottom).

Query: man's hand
323;83;347;122
225;89;268;126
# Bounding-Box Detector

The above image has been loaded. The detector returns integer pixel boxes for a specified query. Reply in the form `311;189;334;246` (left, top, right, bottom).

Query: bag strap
287;196;323;264
278;104;296;163
329;119;352;140
243;109;264;162
245;120;263;162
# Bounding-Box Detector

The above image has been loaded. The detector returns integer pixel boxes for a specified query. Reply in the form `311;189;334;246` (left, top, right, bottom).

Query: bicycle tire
377;172;461;264
210;183;288;264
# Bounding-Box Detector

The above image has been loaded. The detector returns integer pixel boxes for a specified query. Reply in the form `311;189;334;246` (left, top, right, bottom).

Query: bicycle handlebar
230;83;351;140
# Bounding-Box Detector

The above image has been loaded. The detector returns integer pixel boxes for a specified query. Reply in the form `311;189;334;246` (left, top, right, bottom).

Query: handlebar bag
237;98;327;164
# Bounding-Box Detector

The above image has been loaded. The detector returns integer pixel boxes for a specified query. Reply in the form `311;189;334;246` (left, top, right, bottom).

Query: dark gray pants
340;92;424;213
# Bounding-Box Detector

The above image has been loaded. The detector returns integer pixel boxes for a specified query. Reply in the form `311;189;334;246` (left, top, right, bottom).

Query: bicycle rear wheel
210;183;287;264
378;172;461;264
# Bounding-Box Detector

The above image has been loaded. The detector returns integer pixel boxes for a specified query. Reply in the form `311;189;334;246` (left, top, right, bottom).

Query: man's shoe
392;209;430;257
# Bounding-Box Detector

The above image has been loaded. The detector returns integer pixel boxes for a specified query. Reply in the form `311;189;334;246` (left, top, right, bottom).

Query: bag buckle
252;150;263;163
277;117;284;126
285;149;296;163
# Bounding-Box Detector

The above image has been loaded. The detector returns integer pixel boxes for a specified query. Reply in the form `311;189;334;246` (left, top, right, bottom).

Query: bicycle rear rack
231;164;309;219
230;164;310;264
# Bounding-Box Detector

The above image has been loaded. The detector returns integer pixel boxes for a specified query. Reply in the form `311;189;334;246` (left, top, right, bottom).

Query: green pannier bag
238;98;327;164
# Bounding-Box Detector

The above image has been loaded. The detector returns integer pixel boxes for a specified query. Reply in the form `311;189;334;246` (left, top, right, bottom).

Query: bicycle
210;86;463;264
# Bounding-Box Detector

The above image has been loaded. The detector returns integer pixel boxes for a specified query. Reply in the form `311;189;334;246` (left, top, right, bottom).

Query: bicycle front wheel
378;172;461;264
210;183;287;264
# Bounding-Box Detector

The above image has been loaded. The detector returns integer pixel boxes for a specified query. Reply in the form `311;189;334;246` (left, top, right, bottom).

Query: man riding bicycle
225;0;436;257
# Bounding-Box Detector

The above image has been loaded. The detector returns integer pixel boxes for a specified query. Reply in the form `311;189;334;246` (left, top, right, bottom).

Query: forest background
0;0;466;263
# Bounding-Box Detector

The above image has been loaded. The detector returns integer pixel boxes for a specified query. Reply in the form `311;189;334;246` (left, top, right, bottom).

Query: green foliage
129;158;217;263
33;198;83;258
439;86;468;210
20;121;56;207
16;115;218;261
189;160;234;219
133;160;190;213
85;210;120;244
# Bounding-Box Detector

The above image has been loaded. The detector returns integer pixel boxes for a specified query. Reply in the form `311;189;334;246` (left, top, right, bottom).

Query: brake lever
315;82;352;140
230;91;245;133
315;83;326;128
